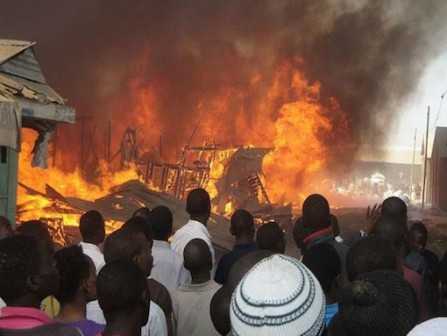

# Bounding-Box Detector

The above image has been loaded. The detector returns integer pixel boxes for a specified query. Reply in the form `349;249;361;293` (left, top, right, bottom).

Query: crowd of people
1;188;447;335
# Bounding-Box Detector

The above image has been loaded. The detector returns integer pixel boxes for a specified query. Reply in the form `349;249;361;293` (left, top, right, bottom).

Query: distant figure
172;239;221;336
345;235;398;282
0;235;58;329
304;194;349;270
407;221;439;316
97;259;150;336
230;254;325;335
54;246;104;336
331;215;343;243
0;216;13;240
210;250;274;336
303;243;342;327
292;216;311;253
171;188;215;275
132;207;151;222
214;209;258;285
79;210;106;274
329;270;418;336
256;221;285;254
147;206;189;291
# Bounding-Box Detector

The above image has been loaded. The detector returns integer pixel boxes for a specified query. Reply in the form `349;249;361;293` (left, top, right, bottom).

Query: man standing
171;188;215;276
79;210;106;274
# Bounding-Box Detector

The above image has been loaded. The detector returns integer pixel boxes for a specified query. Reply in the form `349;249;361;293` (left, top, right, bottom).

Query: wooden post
422;107;430;210
107;121;111;164
80;118;86;169
410;128;417;200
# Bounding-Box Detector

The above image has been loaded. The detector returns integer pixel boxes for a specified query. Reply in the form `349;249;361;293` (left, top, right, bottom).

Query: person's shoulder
0;323;83;336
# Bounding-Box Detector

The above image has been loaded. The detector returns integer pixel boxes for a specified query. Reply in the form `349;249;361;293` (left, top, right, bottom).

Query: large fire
17;57;350;226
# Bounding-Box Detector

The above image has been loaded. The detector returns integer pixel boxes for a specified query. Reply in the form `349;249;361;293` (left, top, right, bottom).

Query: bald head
373;215;408;251
184;238;212;277
302;194;331;231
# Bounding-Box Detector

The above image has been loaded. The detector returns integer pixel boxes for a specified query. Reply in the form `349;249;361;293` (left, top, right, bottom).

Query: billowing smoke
1;0;447;177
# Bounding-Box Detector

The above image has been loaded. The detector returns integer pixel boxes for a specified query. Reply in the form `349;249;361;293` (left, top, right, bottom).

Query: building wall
0;146;18;225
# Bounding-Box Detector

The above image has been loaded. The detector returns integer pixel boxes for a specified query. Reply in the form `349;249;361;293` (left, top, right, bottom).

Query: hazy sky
390;51;447;151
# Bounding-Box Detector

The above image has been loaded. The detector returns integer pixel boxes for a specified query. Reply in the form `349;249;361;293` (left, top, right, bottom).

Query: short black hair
230;209;254;237
97;258;149;321
186;188;211;217
409;221;427;237
16;220;54;254
302;194;331;231
148;206;173;241
55;245;90;304
121;216;153;246
132;207;151;223
302;243;340;293
292;217;311;251
103;228;145;264
183;238;212;274
256;222;285;254
0;235;41;304
381;196;407;220
79;210;105;241
346;235;398;282
373;215;408;250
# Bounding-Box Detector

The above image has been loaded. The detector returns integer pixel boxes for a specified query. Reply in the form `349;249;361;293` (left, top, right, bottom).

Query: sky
390;51;447;152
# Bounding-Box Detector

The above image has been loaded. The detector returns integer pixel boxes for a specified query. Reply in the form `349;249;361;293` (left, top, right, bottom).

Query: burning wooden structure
0;39;75;223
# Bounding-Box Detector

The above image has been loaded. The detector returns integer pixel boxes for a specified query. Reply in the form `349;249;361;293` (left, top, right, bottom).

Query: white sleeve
86;300;106;324
141;300;168;336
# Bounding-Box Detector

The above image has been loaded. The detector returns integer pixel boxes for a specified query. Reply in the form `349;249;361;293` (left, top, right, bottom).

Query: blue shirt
325;303;339;326
215;243;258;285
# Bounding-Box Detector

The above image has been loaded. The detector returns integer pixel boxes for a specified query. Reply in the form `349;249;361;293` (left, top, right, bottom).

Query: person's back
0;235;58;329
171;188;216;276
147;206;189;291
97;259;150;336
78;210;106;274
54;246;104;336
302;243;342;327
171;239;221;336
215;209;258;285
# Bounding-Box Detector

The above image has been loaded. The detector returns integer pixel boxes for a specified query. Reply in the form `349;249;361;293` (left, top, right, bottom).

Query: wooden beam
16;97;75;124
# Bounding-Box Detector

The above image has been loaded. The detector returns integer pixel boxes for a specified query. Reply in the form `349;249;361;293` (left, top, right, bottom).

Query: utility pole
422;107;430;210
410;128;417;200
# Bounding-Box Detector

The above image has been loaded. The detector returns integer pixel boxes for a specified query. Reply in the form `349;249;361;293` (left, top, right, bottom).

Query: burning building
0;39;75;224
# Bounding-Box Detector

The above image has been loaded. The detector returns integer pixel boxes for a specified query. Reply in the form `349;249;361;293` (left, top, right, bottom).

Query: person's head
346;235;398;282
147;206;173;241
373;215;408;253
293;216;311;252
121;216;154;248
302;243;341;300
97;259;150;329
230;254;325;335
331;270;417;336
331;215;340;237
132;207;151;224
230;209;255;241
186;188;211;223
0;215;13;240
79;210;105;245
302;194;331;232
409;221;428;254
16;220;54;254
211;250;275;336
256;221;285;254
0;235;58;307
381;196;407;222
104;227;152;277
55;245;97;306
183;238;212;281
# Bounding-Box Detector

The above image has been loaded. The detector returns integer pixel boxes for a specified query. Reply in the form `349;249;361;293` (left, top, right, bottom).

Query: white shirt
87;299;167;336
171;280;222;336
79;242;105;274
152;240;190;292
171;220;216;276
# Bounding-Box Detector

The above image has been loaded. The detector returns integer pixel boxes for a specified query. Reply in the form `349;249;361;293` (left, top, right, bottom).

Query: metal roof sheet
0;40;35;65
432;127;447;159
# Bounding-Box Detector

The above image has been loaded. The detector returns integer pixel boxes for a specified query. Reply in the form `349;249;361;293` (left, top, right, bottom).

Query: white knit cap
230;254;325;336
407;318;447;336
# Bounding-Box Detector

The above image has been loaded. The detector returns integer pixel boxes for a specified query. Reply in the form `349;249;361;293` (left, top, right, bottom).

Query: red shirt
403;264;428;322
0;306;52;329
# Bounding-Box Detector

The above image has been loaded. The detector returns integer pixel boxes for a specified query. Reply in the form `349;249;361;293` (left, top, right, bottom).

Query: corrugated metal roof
0;45;46;83
0;39;35;65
